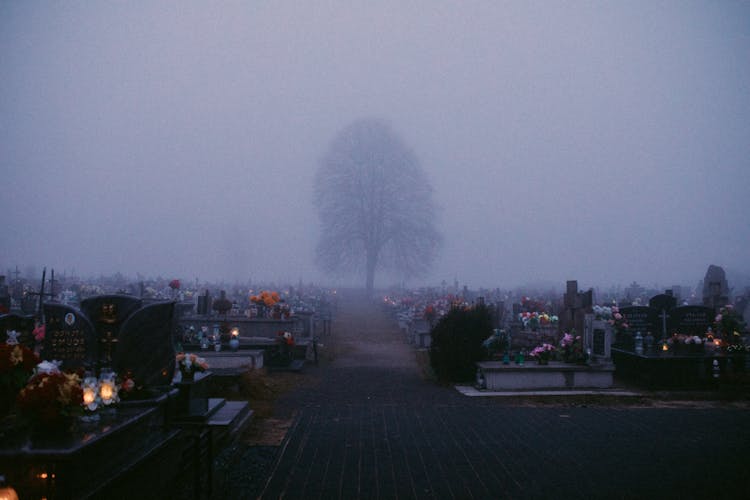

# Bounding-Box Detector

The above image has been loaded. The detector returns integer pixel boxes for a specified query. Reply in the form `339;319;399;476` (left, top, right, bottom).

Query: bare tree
314;118;441;296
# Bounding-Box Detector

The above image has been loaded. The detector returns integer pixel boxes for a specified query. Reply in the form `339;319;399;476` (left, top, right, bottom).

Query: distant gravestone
114;301;176;387
42;303;97;370
0;313;36;348
670;306;714;337
80;295;143;366
619;306;659;337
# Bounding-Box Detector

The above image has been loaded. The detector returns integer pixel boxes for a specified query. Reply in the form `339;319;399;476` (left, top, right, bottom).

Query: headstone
669;305;715;337
702;264;730;309
80;295;143;365
42;303;97;370
0;313;36;348
619;306;659;337
649;294;677;339
584;314;612;362
114;301;176;387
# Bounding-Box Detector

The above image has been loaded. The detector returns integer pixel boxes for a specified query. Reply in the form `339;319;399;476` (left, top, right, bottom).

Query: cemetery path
217;292;749;500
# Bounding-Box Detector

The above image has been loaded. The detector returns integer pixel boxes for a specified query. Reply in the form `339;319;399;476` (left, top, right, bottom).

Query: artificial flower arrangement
593;305;613;320
714;305;746;345
518;312;558;330
16;361;83;426
529;343;556;364
608;306;629;335
559;331;587;364
250;290;281;308
176;352;209;380
277;331;295;346
1;341;40;395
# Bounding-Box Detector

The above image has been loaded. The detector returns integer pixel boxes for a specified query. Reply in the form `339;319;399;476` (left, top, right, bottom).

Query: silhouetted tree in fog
314;118;441;297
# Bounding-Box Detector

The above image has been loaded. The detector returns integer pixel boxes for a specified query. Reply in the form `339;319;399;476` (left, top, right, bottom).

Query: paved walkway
253;294;748;499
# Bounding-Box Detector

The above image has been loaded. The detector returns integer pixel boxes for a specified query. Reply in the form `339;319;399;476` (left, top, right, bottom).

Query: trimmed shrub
429;304;493;383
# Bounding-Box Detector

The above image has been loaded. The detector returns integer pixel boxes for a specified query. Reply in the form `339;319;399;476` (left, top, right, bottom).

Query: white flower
36;360;62;375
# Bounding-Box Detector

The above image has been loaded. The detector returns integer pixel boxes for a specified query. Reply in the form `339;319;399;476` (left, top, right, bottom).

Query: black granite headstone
619;306;659;336
670;306;715;336
42;303;97;370
114;301;176;387
0;313;36;348
80;295;143;365
649;294;677;312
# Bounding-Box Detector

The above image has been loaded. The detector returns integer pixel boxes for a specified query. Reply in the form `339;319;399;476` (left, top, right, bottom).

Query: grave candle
83;387;96;406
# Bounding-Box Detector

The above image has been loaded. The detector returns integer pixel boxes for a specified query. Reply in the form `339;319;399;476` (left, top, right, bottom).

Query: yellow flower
10;345;23;366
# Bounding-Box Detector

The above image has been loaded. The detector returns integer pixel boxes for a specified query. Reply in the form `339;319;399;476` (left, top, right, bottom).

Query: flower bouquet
176;352;209;381
529;343;556;365
16;362;83;430
714;305;746;346
1;342;40;417
559;331;587;364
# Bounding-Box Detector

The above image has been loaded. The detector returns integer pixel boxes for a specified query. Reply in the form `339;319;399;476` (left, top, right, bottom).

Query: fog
2;1;749;290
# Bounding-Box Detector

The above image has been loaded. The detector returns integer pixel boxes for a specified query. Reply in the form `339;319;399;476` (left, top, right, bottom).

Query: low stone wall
476;361;614;390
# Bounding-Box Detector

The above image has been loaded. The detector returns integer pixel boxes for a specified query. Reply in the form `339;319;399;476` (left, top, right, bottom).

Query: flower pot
537;357;549;366
180;370;195;382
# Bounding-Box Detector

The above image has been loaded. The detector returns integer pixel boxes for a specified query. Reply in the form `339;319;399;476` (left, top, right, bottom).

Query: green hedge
429;304;493;383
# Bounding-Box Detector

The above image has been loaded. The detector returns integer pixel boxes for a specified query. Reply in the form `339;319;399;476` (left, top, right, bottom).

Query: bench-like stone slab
477;361;614;390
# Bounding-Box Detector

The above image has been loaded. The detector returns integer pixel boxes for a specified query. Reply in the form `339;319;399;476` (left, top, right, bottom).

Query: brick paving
253;297;749;499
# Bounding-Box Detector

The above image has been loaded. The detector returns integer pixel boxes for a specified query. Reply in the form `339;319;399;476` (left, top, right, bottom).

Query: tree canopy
314;118;441;295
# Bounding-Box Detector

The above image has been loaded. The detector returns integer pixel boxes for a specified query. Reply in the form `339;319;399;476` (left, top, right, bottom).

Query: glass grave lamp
230;327;240;352
98;369;119;412
80;374;101;422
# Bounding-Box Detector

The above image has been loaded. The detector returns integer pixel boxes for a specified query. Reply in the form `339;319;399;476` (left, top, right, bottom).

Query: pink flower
614;313;622;320
715;314;722;322
33;324;46;342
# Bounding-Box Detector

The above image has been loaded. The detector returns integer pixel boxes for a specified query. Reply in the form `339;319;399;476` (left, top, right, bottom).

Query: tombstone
42;303;98;371
584;314;612;363
670;306;715;337
80;294;143;366
196;290;211;316
649;293;677;339
0;276;10;313
0;313;36;348
619;306;659;337
114;301;176;387
702;264;730;309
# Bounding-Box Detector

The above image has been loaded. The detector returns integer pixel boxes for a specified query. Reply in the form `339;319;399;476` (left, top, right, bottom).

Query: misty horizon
2;2;749;291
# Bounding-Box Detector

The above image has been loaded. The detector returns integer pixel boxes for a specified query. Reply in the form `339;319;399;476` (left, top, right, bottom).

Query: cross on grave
100;330;119;364
659;309;670;340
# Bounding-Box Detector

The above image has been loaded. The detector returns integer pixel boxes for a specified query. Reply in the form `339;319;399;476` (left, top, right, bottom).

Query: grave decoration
559;330;587;364
176;352;209;382
0;314;36;350
714;305;746;345
529;343;556;365
0;339;39;417
16;361;83;430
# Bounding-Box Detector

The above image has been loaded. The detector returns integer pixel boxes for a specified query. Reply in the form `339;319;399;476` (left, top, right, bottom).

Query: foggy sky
2;1;749;290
